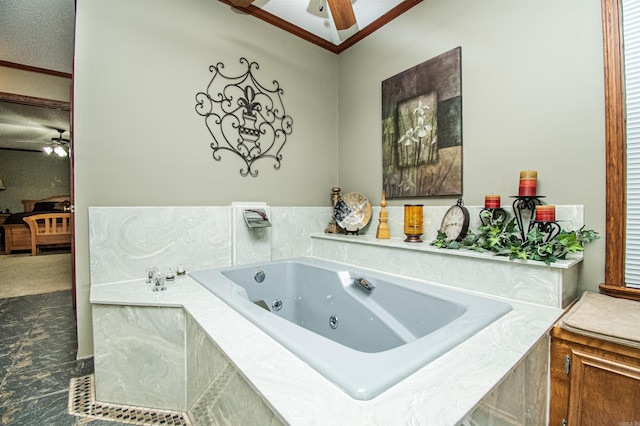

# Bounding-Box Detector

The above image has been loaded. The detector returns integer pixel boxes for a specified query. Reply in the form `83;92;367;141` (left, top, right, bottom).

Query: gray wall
74;0;340;357
74;0;606;357
0;149;70;212
336;0;605;297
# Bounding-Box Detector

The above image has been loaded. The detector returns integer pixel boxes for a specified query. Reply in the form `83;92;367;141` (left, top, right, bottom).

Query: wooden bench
23;213;72;256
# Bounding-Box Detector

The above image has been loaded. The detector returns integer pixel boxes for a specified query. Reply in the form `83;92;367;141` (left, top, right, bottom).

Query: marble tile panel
232;202;272;266
185;312;228;409
270;206;332;259
92;304;187;411
89;206;232;285
310;235;576;307
204;368;283;426
462;337;549;425
189;361;283;426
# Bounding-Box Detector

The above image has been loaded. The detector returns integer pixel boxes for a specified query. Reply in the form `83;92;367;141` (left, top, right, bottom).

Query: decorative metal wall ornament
195;58;293;177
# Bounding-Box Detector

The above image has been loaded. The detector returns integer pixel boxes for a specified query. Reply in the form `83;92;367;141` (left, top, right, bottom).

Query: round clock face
440;204;470;242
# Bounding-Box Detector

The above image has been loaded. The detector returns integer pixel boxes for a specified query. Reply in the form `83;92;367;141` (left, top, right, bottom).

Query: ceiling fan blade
326;0;356;30
228;0;254;7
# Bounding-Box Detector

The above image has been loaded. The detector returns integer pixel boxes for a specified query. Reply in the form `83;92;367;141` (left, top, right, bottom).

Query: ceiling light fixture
43;129;70;157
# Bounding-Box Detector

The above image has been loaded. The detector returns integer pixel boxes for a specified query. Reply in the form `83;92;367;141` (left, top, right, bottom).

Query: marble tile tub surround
312;234;580;309
88;206;232;285
88;205;332;285
311;204;584;309
90;272;564;425
89;204;583;286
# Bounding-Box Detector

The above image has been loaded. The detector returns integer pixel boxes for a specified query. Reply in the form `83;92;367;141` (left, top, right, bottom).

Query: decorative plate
334;192;372;232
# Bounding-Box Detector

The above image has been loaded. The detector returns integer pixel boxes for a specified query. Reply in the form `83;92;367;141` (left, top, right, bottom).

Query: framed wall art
382;47;462;198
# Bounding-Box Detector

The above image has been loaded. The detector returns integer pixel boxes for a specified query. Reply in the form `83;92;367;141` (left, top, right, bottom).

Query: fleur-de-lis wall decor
195;58;293;177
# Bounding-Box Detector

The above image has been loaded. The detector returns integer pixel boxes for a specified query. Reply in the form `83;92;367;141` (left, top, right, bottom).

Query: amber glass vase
404;204;424;242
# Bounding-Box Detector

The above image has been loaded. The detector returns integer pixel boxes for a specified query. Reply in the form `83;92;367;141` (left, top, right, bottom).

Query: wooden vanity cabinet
549;326;640;426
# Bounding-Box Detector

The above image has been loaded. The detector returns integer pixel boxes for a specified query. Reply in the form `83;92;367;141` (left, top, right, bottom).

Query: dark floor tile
0;389;77;426
0;318;35;342
30;314;78;345
0;333;25;358
75;358;94;378
1;360;77;405
0;293;49;313
44;290;74;309
13;340;78;372
39;314;77;330
0;353;15;381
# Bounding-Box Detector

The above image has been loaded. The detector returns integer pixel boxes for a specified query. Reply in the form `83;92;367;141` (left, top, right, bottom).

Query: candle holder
528;220;562;242
403;204;424;243
325;187;345;234
479;208;508;226
510;196;545;242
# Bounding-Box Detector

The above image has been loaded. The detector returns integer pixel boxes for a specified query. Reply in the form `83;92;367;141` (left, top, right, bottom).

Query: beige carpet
0;252;72;298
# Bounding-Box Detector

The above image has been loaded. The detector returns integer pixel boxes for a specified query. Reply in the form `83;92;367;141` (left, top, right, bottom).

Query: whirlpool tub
189;257;512;400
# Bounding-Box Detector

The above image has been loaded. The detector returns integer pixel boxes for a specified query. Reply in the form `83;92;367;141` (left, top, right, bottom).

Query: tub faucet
244;209;272;228
354;277;375;294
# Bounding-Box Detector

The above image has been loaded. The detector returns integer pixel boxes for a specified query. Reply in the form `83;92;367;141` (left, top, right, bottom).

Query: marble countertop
91;265;565;425
312;233;583;269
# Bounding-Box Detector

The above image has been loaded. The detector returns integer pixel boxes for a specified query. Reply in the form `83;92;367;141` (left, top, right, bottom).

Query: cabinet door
567;349;640;425
549;339;570;425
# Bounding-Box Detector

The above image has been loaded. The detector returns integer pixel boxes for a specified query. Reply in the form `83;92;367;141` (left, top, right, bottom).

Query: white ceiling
247;0;407;45
0;0;415;152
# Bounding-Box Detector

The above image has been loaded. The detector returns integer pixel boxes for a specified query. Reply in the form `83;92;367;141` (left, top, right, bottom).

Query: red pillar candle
519;170;537;196
485;195;501;209
535;205;555;222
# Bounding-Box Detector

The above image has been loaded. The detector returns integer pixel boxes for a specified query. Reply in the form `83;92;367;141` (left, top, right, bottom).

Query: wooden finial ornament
376;191;390;239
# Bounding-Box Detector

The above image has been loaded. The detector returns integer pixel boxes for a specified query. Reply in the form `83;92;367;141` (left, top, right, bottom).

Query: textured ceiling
0;0;74;151
0;0;75;74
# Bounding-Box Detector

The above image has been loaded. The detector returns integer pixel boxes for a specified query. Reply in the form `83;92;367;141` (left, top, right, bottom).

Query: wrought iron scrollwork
511;196;544;242
195;58;293;177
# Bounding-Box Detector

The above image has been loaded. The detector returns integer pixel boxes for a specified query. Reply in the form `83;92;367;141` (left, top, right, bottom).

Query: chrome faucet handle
354;277;375;294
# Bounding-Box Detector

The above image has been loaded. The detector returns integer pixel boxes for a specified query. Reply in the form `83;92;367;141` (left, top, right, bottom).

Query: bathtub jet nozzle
354;277;375;294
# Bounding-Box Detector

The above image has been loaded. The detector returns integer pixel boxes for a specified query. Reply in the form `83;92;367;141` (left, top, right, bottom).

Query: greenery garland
431;210;600;265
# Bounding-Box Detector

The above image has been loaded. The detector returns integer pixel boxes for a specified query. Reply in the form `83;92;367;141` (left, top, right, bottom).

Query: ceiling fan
228;0;356;30
43;129;70;157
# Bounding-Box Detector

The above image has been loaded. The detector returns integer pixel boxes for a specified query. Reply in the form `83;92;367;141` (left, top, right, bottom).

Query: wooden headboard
22;194;71;213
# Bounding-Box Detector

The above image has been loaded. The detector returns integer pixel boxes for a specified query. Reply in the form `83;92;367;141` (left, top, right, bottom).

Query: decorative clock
440;198;470;242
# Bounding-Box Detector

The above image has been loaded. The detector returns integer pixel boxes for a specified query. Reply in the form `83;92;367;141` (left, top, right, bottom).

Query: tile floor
0;290;129;425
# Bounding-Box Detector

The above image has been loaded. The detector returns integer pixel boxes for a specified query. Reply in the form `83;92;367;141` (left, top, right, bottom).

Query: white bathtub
189;257;512;400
